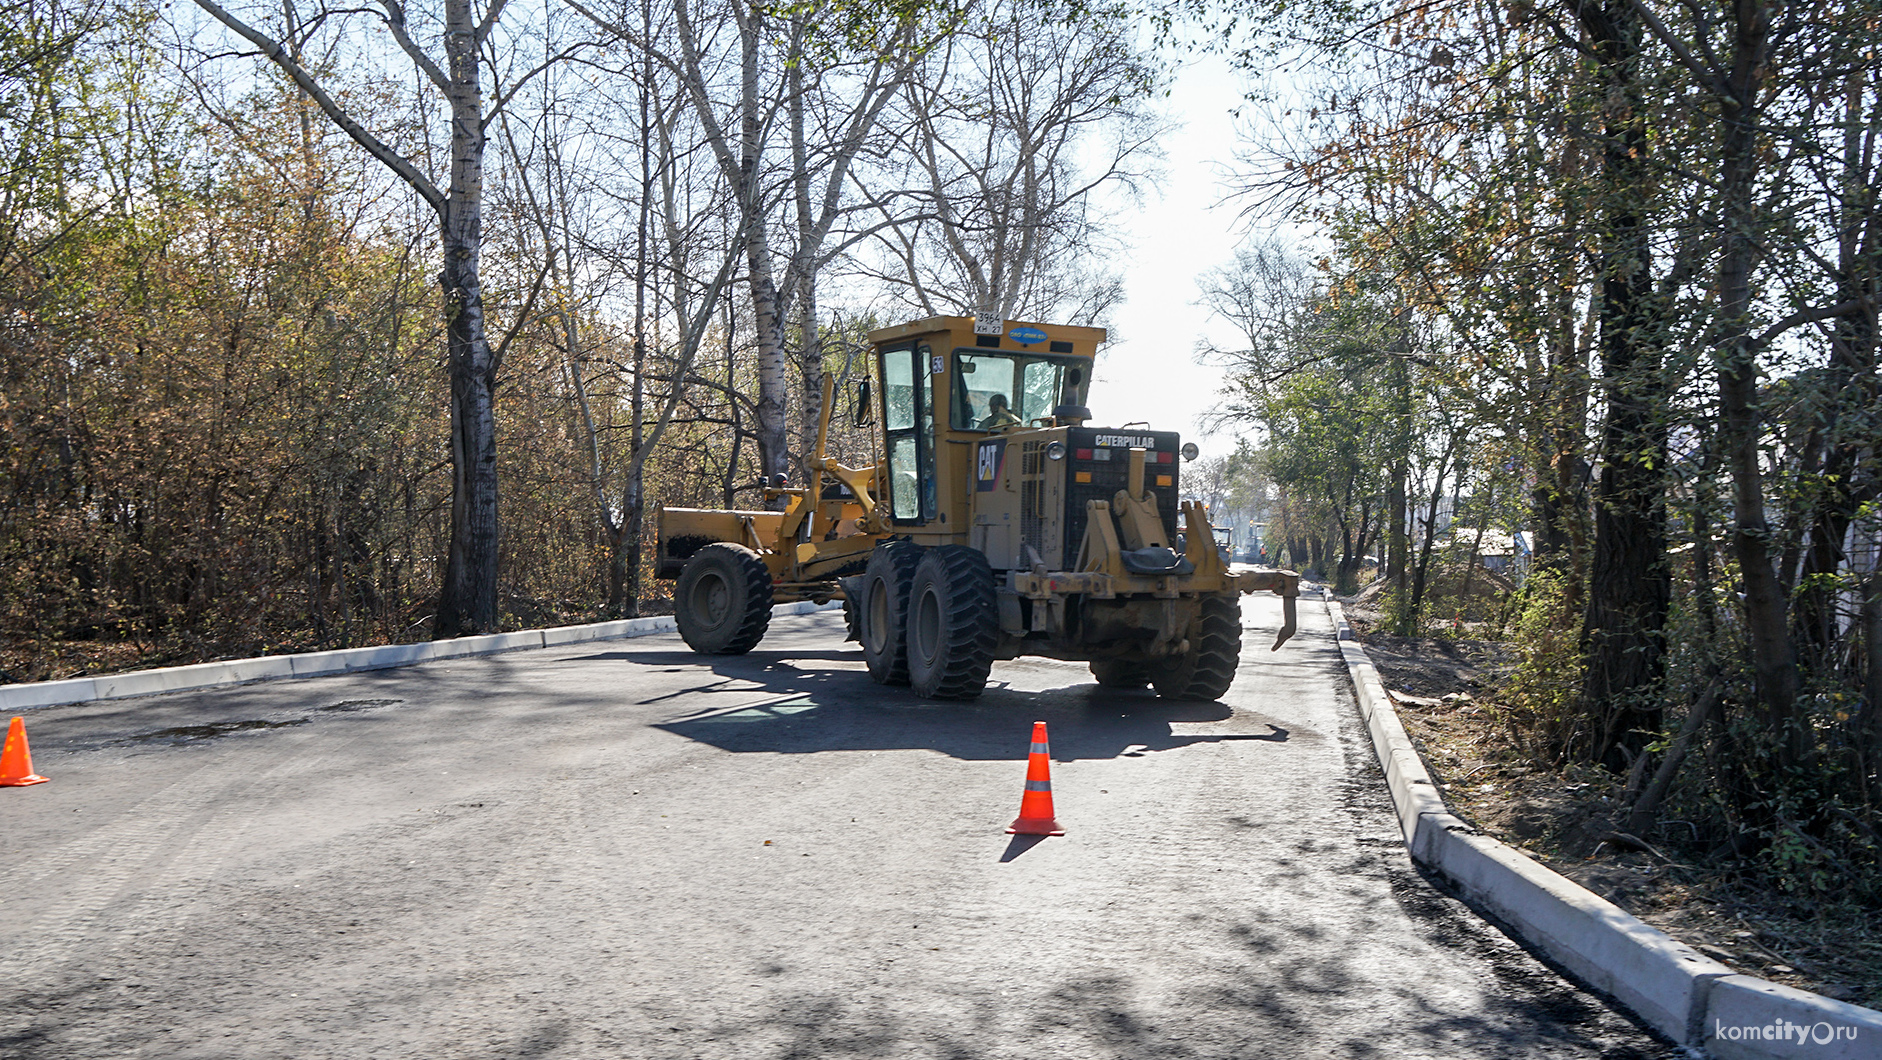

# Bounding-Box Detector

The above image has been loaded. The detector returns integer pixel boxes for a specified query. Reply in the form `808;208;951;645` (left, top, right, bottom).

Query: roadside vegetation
1207;0;1882;998
0;0;1158;666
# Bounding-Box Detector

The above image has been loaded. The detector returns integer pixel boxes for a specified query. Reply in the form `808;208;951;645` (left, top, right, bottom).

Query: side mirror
854;379;873;427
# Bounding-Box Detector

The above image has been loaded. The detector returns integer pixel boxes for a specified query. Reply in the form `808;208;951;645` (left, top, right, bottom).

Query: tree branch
475;0;510;43
1627;0;1720;89
377;0;451;92
491;252;554;378
484;42;602;128
1751;299;1864;352
191;0;446;212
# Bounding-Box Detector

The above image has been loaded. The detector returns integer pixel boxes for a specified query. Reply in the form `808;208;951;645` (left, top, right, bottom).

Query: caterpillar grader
654;316;1299;701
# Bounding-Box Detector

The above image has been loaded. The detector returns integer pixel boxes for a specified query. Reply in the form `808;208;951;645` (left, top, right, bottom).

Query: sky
1085;54;1279;459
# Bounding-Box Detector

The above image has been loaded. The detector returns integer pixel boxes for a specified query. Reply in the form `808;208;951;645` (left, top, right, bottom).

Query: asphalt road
1;597;1675;1059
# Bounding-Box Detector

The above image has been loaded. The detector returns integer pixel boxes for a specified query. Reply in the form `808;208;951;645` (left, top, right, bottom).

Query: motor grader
654;315;1299;700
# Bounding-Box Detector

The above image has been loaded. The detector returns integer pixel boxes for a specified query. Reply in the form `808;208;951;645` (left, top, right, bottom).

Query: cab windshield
950;350;1084;431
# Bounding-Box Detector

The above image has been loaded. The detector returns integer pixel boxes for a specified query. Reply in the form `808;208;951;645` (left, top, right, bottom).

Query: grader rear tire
860;541;923;685
674;543;773;655
1151;595;1242;702
906;545;998;700
1089;658;1152;689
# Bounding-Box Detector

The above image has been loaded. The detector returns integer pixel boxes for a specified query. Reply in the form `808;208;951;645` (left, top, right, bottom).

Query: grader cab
655;315;1299;700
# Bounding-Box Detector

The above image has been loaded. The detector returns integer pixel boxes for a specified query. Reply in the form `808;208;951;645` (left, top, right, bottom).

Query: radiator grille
1063;427;1181;562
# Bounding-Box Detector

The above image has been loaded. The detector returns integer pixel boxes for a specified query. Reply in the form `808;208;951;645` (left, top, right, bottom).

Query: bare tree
776;13;925;470
492;0;744;616
187;0;579;635
855;0;1161;325
573;0;926;488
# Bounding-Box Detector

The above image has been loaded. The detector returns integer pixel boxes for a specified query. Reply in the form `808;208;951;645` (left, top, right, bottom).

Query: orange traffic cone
1;716;48;787
1006;720;1064;835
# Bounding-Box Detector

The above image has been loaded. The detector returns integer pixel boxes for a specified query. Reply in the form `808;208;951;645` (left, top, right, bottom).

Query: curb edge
1;599;843;712
1324;591;1882;1058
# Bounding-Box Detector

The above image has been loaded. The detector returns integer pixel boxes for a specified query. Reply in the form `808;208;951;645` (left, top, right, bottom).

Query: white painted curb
1325;594;1882;1056
1;599;841;712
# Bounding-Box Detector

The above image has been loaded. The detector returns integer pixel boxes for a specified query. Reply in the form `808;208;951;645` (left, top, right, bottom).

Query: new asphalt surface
1;598;1676;1058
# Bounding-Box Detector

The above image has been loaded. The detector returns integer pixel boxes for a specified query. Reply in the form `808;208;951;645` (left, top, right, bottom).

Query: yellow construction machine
655;315;1299;700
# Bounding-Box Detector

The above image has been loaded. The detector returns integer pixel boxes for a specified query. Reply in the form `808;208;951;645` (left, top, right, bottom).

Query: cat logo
975;439;1006;492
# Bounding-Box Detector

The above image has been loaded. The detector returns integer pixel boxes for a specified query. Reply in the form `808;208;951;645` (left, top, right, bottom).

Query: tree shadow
651;921;1666;1060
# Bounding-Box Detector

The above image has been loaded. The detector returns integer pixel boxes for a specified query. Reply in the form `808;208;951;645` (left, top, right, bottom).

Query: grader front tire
1151;595;1243;702
674;543;774;655
906;545;998;700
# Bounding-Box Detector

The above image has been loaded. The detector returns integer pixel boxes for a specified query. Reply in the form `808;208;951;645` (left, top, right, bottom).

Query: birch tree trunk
789;31;823;468
732;1;789;486
190;0;508;637
619;8;654;618
434;0;501;636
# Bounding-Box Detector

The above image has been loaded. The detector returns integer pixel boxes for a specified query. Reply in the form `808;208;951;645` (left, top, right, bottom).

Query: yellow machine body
655;315;1298;695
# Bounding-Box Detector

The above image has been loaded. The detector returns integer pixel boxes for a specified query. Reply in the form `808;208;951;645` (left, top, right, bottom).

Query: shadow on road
568;646;1305;763
999;834;1049;862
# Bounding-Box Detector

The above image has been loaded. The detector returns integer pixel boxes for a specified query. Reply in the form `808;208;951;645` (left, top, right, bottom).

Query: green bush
1495;565;1584;760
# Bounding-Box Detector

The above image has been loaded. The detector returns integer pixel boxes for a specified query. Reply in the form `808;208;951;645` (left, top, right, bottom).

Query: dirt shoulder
1343;605;1882;1012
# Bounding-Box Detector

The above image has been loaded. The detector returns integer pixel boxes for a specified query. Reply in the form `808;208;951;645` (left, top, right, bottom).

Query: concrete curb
1324;592;1882;1057
1705;977;1881;1059
1;599;840;712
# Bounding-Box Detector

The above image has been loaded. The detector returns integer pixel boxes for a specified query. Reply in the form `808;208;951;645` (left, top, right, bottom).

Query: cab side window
881;344;934;523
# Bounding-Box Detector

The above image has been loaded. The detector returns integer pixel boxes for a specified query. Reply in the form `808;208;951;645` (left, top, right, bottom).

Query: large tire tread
674;543;774;655
861;541;923;685
1152;595;1242;702
907;545;998;700
838;575;864;644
